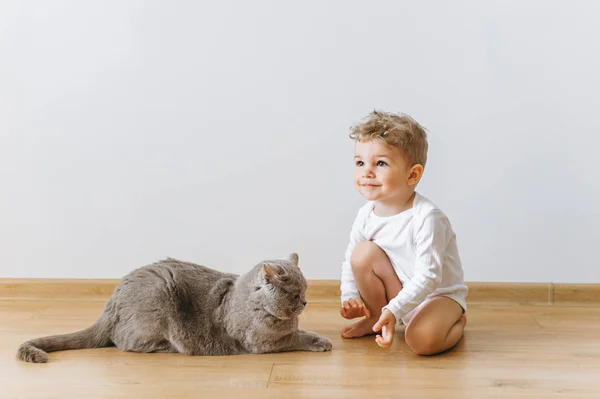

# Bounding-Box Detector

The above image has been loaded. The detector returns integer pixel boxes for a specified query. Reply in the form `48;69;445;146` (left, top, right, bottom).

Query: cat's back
123;258;236;288
111;258;236;305
157;257;237;288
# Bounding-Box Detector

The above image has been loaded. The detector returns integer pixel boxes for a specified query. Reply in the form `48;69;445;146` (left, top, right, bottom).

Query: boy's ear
407;164;424;186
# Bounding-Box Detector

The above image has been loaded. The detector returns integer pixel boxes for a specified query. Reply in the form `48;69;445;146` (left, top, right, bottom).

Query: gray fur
17;253;331;363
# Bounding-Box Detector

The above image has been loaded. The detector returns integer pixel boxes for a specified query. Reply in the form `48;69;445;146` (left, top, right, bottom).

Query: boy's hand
373;309;396;348
340;298;371;319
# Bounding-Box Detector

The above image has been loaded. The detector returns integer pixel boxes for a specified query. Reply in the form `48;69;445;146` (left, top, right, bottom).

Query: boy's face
353;140;420;203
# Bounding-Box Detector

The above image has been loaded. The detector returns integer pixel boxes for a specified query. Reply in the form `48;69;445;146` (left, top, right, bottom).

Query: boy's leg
404;296;466;355
342;240;402;338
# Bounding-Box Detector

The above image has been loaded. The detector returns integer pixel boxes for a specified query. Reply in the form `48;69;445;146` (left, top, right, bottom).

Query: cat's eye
293;294;299;300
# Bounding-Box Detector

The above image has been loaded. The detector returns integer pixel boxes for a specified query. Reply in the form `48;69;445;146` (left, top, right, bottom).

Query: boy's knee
405;328;442;356
350;241;382;273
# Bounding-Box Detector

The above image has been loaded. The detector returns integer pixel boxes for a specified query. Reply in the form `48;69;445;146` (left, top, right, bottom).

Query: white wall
1;0;599;283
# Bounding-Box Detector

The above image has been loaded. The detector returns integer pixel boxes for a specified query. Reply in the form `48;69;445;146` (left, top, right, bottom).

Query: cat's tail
16;317;112;363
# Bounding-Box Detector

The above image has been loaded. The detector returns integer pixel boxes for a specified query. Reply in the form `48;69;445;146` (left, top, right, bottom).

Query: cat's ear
287;253;299;266
263;264;280;283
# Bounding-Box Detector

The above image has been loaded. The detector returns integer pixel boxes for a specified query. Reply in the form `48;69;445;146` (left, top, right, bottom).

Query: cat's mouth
264;304;305;319
293;306;305;315
274;311;293;320
264;306;293;320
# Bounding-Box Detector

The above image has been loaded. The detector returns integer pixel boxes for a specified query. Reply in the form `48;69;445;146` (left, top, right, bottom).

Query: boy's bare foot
341;317;379;338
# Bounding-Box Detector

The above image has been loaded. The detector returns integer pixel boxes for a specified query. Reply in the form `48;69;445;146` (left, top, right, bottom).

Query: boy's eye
377;161;388;167
355;161;364;167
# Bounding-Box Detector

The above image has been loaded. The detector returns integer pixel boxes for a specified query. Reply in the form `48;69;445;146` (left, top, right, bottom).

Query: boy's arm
382;210;452;321
340;208;367;304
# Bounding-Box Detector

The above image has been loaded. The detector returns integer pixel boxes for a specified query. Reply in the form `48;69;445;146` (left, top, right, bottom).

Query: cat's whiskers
300;310;308;322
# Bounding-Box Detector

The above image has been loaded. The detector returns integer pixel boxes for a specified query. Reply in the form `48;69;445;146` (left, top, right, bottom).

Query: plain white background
1;1;599;283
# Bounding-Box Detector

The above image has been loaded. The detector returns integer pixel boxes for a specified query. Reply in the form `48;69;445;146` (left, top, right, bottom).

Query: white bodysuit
340;192;468;324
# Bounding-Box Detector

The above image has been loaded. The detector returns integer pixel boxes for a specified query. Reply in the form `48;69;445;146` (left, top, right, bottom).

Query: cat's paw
309;336;332;352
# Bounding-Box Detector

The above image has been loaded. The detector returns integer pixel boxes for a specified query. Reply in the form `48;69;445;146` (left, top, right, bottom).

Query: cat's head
256;253;308;320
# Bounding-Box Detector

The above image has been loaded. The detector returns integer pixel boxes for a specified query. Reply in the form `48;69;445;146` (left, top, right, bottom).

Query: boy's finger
377;326;390;347
363;307;371;318
375;334;391;348
349;299;358;309
373;320;382;332
385;325;395;345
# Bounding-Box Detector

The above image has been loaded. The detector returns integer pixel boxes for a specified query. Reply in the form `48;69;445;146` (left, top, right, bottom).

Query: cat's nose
301;300;307;306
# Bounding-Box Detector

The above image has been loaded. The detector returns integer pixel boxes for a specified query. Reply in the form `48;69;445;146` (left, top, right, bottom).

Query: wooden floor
2;298;600;398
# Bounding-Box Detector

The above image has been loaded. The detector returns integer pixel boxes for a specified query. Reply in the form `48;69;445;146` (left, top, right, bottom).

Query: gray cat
17;253;332;363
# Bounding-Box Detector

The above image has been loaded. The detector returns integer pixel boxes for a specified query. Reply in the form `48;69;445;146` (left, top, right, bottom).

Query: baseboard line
1;279;599;305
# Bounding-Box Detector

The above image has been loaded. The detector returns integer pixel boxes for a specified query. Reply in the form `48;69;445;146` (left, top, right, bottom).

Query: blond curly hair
349;110;428;167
